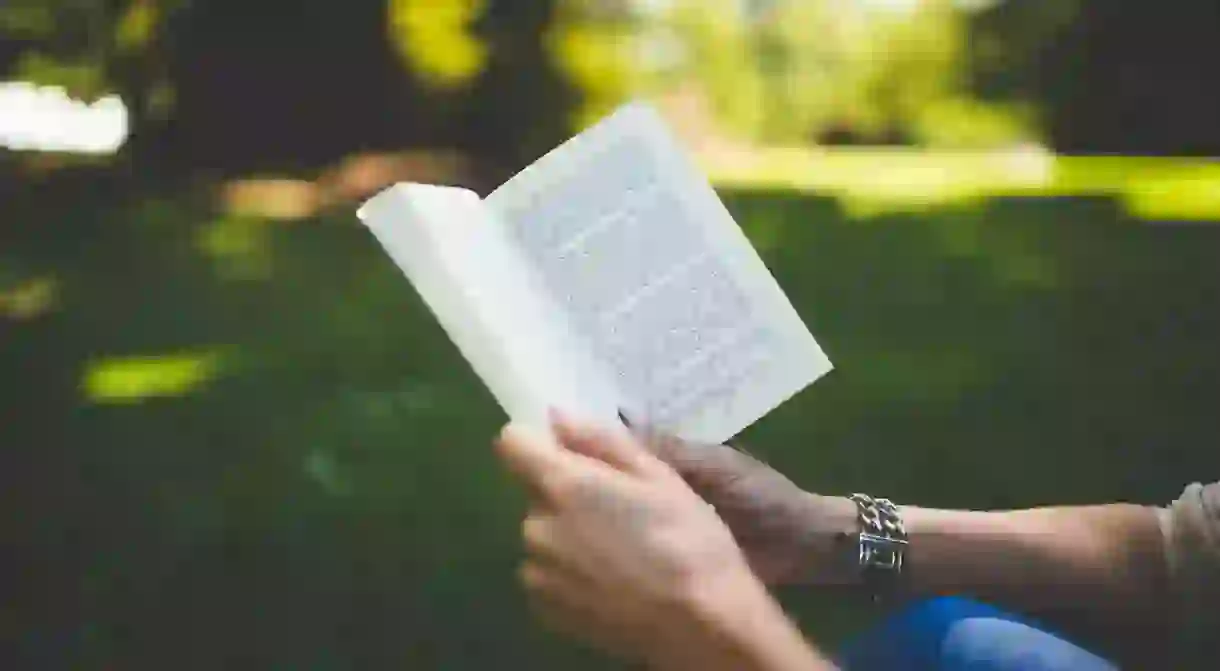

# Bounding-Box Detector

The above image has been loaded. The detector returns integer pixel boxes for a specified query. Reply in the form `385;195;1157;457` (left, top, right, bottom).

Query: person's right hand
640;431;860;586
497;414;838;670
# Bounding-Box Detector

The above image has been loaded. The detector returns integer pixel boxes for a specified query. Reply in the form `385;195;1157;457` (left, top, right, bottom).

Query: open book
357;102;831;443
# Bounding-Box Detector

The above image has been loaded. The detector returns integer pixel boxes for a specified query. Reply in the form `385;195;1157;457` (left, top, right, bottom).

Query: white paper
358;184;620;427
486;103;832;442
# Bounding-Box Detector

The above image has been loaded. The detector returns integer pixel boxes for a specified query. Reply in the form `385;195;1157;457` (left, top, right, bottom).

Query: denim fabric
838;597;1118;671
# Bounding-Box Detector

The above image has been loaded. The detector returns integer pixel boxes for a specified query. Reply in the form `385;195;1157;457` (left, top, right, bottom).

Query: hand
494;412;791;666
640;431;858;586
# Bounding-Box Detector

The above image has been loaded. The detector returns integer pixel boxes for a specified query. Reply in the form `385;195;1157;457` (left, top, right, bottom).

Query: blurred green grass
3;183;1219;668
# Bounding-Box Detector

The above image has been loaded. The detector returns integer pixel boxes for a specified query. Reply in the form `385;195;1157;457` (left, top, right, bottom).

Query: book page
358;184;620;428
485;103;833;443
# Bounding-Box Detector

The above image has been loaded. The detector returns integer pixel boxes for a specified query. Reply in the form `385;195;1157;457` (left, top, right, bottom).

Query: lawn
4;180;1218;668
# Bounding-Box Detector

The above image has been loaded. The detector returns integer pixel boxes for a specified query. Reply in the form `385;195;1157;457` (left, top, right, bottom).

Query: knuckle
494;423;529;458
649;529;709;578
518;561;546;592
493;425;511;448
492;437;514;465
496;422;521;445
544;471;583;502
521;515;548;550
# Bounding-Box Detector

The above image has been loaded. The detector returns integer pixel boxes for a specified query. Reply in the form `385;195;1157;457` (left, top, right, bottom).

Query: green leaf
14;52;111;101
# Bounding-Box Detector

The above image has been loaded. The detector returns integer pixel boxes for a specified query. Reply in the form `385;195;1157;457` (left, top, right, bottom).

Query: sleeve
1159;481;1220;664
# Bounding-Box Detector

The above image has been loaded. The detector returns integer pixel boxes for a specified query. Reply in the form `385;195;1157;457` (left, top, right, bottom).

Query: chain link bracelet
845;492;909;602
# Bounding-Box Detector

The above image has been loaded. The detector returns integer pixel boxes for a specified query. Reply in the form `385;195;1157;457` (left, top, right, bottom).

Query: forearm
802;495;1171;660
898;503;1169;624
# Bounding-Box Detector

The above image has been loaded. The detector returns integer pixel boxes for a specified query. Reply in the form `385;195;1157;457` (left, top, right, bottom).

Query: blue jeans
838;598;1118;671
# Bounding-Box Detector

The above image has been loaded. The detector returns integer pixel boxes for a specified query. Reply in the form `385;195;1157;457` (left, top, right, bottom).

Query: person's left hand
494;411;775;665
640;432;859;586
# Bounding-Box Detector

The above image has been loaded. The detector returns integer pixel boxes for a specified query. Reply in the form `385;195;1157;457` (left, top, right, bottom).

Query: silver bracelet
848;493;909;601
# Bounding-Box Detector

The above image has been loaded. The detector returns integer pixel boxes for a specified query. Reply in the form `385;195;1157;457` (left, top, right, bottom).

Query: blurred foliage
0;0;1075;168
545;2;651;130
4;0;1218;167
0;0;59;36
538;0;1058;147
114;0;160;53
967;0;1080;101
0;0;184;168
12;51;109;100
389;0;489;89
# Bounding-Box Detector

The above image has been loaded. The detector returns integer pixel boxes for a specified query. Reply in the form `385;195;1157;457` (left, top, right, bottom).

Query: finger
521;512;566;559
549;408;665;479
498;423;632;510
522;498;644;578
519;559;596;608
494;423;582;502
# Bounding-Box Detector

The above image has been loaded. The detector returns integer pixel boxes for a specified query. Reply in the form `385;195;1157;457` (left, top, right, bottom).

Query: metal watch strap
848;493;908;602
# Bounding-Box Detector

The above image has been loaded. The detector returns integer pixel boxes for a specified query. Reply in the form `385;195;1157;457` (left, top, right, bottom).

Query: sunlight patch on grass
702;147;1220;221
702;145;1052;210
1119;164;1220;222
196;215;273;281
0;275;58;320
81;349;226;404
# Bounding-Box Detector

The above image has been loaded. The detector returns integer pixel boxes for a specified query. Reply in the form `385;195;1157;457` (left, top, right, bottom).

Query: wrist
779;493;860;586
685;566;776;634
642;568;767;669
648;568;825;671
